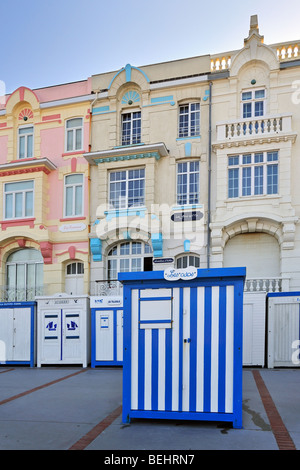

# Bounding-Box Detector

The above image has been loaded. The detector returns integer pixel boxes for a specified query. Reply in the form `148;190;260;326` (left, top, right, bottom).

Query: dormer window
121;112;141;146
18;125;33;159
242;89;265;118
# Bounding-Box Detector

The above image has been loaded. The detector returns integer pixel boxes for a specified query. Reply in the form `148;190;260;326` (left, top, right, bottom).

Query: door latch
184;338;191;343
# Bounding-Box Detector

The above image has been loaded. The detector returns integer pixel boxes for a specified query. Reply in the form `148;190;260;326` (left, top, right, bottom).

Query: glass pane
36;263;44;291
243;103;252;118
66;118;83;128
15;192;23;218
27;134;33;158
120;242;130;255
108;259;117;280
120;259;130;272
19;135;25;158
75;128;82;150
242;92;252;101
5;193;13;218
67;130;73;151
255;101;264;117
132;242;142;254
5;181;33;191
254;166;263;195
7;249;43;262
75;185;83;215
242;167;251;196
131;258;142;271
65;174;83;185
267;165;278;194
228;168;239;198
255;90;265;99
27;264;35;290
65;186;73;216
19;127;33;135
25;191;33;217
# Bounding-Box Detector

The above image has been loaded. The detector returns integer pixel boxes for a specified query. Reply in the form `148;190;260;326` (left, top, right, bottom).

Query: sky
1;0;300;94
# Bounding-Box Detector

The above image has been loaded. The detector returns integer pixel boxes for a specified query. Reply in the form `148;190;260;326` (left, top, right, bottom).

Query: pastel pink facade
0;79;93;298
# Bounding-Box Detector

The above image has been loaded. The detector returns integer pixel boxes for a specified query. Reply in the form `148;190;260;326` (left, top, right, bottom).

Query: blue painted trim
218;286;227;413
189;287;197;412
94;151;161;164
91;306;124;367
122;286;132;423
267;291;300;297
184;239;190;252
108;63;150;90
152;329;159;411
165;327;172;411
185;142;192;157
0;302;36;367
178;288;183;412
127;409;238;424
176;136;201;141
151;232;163;258
90;238;102;262
143;96;175;107
119;267;246;282
203;286;212;412
105;207;146;221
172;204;203;211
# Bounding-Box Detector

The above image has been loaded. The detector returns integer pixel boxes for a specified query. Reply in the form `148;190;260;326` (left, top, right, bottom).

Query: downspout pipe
207;81;212;269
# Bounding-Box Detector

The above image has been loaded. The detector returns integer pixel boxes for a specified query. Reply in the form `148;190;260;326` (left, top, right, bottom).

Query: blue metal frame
119;268;245;429
0;301;36;367
91;306;123;367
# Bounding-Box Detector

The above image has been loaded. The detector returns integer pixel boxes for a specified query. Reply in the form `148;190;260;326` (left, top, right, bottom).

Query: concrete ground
0;366;299;451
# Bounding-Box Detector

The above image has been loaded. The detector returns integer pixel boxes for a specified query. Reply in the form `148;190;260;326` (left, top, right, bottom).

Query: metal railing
0;286;45;302
91;280;123;296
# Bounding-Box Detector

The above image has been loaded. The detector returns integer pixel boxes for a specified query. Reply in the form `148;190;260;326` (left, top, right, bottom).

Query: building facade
85;16;300;300
0;80;93;299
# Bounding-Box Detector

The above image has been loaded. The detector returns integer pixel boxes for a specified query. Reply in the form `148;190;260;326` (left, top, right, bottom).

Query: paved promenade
0;367;299;451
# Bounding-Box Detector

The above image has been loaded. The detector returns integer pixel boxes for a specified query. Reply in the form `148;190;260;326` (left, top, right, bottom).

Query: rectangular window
227;151;278;198
179;103;200;138
66;118;83;152
121;112;141;146
18;126;33;159
242;89;265;119
4;180;34;219
177;161;200;205
64;174;84;217
109;168;145;209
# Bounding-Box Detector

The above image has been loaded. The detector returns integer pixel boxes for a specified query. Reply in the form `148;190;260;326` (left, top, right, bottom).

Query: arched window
176;254;200;269
6;248;43;301
107;241;152;279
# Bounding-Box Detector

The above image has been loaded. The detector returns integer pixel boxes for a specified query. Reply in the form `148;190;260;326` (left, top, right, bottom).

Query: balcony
91;280;123;296
244;277;290;293
215;114;296;148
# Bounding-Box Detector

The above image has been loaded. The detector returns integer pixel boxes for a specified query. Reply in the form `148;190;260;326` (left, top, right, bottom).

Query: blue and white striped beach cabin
119;267;246;429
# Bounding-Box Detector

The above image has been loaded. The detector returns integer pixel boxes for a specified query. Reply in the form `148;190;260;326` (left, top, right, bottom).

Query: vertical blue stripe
60;309;63;361
165;327;172;411
151;329;159;411
189;287;197;412
178;288;184;412
113;309;117;362
218;286;227;413
204;286;212;412
138;328;145;411
233;282;243;428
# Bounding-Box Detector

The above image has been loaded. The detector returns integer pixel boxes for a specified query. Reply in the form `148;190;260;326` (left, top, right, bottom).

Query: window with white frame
18;126;34;159
228;151;278;198
121;112;141;145
241;89;265;119
178;102;200;138
177;161;200;205
176;254;200;269
6;248;43;301
64;174;84;217
66;118;83;152
107;241;152;280
109;168;145;209
4;180;34;219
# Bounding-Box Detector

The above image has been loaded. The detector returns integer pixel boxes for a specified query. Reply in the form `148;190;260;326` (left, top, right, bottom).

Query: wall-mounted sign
153;257;174;264
171;211;203;222
90;296;123;308
59;223;86;232
164;266;198;281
